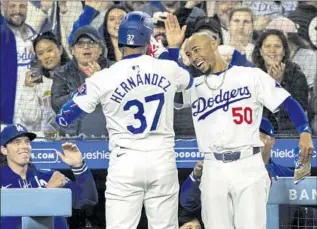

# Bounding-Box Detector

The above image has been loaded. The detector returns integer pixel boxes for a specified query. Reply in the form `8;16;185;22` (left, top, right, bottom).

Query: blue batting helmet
118;11;154;47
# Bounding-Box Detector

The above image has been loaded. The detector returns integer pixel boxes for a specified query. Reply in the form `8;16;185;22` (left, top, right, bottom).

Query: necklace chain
204;65;229;91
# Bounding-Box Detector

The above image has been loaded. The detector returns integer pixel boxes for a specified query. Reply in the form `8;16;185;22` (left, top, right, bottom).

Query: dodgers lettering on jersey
179;66;290;153
192;86;251;121
73;55;192;151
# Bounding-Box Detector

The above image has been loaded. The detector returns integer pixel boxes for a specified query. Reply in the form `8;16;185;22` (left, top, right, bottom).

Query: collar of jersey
213;50;240;75
1;164;36;180
122;54;143;60
213;62;233;76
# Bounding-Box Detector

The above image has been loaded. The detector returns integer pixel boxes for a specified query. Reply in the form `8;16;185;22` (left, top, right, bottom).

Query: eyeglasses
75;40;99;48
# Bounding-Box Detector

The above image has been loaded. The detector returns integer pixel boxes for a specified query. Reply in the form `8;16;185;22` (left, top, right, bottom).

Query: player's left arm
255;68;314;164
55;73;103;128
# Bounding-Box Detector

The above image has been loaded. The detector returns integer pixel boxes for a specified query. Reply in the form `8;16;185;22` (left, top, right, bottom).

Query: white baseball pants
200;152;271;229
105;147;179;229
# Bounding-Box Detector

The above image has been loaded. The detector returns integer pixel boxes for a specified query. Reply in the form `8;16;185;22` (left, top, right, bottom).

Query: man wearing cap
0;124;98;229
179;117;294;212
51;25;109;137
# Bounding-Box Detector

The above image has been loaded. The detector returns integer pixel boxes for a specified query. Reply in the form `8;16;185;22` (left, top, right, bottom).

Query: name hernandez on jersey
72;55;192;151
179;66;290;153
110;72;172;104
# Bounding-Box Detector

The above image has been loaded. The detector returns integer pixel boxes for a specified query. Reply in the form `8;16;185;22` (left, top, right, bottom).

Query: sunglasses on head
32;30;61;47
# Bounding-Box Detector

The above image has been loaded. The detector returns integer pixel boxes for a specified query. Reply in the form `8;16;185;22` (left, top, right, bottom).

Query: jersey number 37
124;93;165;134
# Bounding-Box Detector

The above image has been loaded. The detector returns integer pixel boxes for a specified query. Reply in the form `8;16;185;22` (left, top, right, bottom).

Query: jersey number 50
232;107;253;124
124;93;165;134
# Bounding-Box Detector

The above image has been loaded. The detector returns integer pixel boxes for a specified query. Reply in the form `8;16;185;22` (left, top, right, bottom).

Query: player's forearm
279;96;312;134
55;99;86;128
68;5;98;45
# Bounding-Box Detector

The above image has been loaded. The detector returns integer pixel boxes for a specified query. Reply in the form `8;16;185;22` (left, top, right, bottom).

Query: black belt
213;147;261;163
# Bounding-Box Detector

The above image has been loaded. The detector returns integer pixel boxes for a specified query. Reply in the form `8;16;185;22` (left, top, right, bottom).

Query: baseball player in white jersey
175;33;314;229
55;12;192;229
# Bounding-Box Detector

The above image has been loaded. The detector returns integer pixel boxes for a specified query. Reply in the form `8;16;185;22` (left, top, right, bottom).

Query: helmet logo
16;124;25;132
127;34;135;45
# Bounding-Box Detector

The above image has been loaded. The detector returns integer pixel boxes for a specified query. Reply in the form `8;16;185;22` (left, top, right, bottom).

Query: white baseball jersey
178;65;290;153
73;54;192;151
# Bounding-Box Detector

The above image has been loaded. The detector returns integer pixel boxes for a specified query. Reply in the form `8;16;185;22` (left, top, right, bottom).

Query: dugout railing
267;177;317;229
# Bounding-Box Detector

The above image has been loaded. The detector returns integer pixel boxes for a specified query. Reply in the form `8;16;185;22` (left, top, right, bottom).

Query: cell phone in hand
30;59;43;83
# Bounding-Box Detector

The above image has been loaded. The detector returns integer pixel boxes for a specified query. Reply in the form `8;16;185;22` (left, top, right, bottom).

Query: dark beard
5;14;26;28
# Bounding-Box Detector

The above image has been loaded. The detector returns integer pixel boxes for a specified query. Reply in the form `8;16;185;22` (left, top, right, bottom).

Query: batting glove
148;36;168;59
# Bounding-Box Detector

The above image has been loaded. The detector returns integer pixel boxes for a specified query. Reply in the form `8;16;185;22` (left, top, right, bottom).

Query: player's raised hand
148;36;168;58
298;132;314;164
46;171;67;188
164;14;186;48
57;142;83;167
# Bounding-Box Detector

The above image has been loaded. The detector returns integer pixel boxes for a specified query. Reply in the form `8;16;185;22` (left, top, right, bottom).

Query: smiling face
35;39;62;70
260;34;285;67
107;8;126;38
1;136;32;167
185;34;218;73
3;1;28;27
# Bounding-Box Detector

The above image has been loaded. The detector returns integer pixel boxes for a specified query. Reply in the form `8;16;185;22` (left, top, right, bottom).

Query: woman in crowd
266;16;317;89
101;5;128;62
252;29;309;134
22;31;69;137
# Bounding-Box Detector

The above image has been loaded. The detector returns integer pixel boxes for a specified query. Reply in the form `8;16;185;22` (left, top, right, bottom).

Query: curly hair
252;29;290;72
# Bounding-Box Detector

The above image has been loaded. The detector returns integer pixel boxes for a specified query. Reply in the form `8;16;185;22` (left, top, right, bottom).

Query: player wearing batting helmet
55;11;193;229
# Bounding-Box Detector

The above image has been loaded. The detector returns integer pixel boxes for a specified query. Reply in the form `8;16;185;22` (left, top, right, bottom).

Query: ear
1;146;8;156
209;39;218;51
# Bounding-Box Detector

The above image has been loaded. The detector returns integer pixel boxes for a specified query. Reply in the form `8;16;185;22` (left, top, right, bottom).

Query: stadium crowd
1;1;317;229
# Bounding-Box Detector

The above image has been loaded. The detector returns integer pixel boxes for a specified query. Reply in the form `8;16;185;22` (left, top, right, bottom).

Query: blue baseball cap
1;124;36;146
260;118;274;137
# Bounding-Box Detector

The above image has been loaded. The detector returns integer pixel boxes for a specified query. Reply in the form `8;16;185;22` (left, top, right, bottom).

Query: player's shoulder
140;54;178;66
88;67;110;83
230;65;266;76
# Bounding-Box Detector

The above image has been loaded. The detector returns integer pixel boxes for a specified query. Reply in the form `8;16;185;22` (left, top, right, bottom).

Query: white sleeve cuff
71;162;88;175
